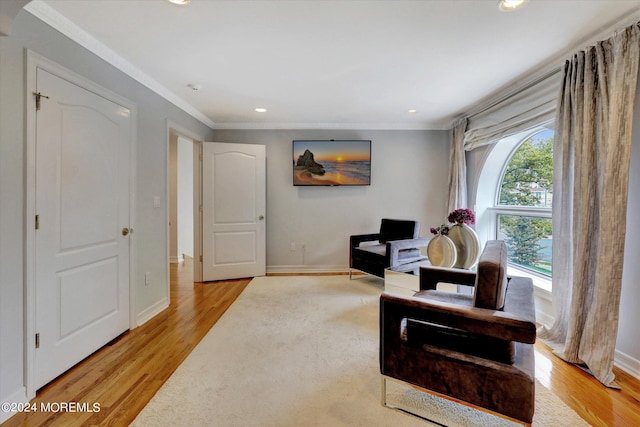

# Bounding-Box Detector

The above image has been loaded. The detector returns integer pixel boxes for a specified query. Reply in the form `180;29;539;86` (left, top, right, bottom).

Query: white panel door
202;143;266;281
35;68;131;388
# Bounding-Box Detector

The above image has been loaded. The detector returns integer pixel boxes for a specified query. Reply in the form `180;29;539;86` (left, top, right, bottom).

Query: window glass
498;129;553;207
497;129;553;277
498;215;552;276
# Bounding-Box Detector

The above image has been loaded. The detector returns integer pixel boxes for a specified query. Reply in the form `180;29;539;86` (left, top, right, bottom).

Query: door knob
258;215;265;220
122;227;131;236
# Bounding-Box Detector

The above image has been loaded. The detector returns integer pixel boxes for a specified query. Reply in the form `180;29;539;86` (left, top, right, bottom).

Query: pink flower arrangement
430;224;450;236
447;208;475;225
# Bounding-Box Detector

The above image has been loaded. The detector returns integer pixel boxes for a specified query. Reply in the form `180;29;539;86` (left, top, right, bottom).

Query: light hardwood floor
2;260;639;426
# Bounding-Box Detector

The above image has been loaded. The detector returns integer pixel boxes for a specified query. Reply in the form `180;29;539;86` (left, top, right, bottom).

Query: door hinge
35;333;40;349
35;214;40;230
33;92;50;111
199;205;203;212
199;255;203;262
199;153;203;161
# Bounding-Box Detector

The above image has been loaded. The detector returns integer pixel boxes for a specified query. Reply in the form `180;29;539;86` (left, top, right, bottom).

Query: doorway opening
170;133;194;264
167;123;204;284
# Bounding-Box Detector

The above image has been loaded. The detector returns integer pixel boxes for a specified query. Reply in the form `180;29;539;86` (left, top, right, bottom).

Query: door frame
165;121;204;282
24;50;137;398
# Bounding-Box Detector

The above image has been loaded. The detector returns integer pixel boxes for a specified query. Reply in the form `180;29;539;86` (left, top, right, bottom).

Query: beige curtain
447;71;561;212
539;23;640;387
447;118;468;212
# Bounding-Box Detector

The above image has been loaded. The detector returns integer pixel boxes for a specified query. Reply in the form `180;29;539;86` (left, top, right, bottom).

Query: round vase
448;223;480;269
426;235;457;268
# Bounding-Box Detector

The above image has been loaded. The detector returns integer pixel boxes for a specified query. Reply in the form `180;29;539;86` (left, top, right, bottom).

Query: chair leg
380;376;448;426
381;375;531;426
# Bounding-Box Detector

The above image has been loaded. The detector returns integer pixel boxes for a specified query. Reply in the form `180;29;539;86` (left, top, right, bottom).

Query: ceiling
27;0;640;129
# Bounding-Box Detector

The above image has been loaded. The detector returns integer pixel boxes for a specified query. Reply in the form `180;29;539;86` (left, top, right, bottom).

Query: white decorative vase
448;223;480;269
426;235;457;268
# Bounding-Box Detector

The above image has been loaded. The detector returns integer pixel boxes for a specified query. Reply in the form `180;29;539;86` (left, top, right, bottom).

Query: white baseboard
0;387;28;423
136;297;169;327
615;349;640;379
267;265;349;274
169;255;184;264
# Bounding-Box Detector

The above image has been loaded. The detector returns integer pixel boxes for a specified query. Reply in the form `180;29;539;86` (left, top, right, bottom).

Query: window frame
471;124;554;293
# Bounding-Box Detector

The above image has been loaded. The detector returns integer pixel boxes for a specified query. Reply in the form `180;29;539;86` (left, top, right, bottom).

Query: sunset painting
292;140;371;186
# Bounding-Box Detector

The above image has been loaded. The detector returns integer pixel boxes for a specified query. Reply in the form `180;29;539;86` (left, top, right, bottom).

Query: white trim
212;121;449;130
614;350;640;380
25;48;38;401
136;298;169;327
23;0;215;129
267;265;350;274
0;387;28;423
169;255;184;264
166;121;206;285
24;50;137;398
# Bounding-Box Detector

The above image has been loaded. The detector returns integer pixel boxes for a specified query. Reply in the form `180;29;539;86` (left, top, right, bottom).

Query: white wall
617;66;640;377
211;129;450;272
169;132;180;262
177;136;194;259
0;10;214;415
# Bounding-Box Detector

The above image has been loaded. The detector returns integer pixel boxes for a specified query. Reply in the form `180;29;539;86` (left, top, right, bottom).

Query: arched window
497;129;553;278
472;125;553;292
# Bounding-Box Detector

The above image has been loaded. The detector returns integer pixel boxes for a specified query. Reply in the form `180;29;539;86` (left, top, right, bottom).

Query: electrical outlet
145;272;151;286
290;243;296;251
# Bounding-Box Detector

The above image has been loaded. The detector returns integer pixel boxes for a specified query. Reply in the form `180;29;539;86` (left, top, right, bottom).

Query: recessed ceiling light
497;0;529;12
255;108;267;113
168;0;190;5
408;109;417;114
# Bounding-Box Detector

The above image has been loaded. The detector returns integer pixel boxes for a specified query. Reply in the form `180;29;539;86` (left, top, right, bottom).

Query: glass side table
384;267;423;296
384;262;459;296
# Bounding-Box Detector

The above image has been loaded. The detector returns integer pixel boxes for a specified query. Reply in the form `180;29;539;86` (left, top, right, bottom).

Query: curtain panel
538;23;640;387
447;69;562;211
463;70;561;150
447;118;468;212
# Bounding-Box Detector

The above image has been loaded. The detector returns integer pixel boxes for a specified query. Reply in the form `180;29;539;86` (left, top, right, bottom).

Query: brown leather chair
380;240;537;425
349;219;428;279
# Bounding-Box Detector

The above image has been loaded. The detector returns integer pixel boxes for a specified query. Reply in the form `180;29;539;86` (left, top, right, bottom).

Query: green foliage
499;134;554;271
499;137;553;206
500;216;552;267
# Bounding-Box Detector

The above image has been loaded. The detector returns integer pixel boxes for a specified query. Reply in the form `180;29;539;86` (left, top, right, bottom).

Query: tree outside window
497;130;553;276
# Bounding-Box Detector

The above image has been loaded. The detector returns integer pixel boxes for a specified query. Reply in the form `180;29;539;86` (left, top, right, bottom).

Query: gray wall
618;68;640;370
0;11;214;407
210;129;450;272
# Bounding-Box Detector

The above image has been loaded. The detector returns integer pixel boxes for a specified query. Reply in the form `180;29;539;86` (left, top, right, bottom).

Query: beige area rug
131;275;590;427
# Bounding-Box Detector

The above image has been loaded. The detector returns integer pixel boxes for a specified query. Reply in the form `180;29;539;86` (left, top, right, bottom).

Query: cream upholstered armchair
349;219;428;279
380;240;537;425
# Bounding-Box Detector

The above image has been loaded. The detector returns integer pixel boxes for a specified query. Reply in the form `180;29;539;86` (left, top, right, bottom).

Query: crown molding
211;121;450;131
23;0;216;129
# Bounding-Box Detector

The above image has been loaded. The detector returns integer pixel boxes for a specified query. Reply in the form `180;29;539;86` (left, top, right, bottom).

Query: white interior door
202;143;266;281
34;67;131;388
